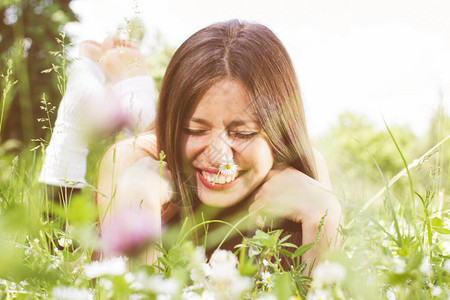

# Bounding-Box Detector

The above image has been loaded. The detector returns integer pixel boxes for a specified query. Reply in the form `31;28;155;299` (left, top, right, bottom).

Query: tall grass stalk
345;134;449;229
0;59;18;142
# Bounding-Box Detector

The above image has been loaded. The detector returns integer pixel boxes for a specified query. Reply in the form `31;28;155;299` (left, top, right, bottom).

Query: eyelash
183;129;258;140
229;131;258;140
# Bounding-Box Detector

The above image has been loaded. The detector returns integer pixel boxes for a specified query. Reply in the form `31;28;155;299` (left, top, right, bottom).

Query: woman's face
181;79;274;207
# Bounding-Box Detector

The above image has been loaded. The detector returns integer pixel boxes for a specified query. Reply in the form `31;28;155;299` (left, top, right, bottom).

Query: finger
248;197;267;228
80;40;102;47
101;37;115;52
112;37;139;49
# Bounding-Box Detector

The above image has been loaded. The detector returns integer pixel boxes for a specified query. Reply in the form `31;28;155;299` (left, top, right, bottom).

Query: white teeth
200;170;238;185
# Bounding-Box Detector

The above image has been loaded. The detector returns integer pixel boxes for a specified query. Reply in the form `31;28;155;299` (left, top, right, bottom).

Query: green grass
0;41;449;299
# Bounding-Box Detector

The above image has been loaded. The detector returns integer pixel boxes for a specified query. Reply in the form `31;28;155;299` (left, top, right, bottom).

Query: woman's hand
248;165;340;225
79;40;103;63
248;165;342;267
99;37;148;83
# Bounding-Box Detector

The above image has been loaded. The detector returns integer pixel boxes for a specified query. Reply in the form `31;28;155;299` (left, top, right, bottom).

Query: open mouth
196;168;241;190
201;169;238;184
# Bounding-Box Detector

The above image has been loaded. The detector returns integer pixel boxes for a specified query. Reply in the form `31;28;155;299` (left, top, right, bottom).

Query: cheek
240;138;274;174
181;135;208;163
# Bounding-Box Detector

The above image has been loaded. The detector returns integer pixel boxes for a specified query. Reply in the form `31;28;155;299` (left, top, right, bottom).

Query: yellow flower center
225;164;231;169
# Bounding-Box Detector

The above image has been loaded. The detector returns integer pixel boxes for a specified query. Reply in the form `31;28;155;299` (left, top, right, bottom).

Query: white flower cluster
83;256;127;279
312;260;346;286
129;272;179;299
306;260;347;300
51;286;93;300
182;249;252;300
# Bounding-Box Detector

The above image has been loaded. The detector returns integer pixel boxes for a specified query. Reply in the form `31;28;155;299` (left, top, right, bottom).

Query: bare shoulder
312;148;332;189
98;132;159;180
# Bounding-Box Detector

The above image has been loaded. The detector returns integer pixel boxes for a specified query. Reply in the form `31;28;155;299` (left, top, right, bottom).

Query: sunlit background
66;0;450;137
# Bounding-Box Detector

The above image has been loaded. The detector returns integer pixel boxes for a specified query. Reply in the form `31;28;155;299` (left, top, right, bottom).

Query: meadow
0;31;449;300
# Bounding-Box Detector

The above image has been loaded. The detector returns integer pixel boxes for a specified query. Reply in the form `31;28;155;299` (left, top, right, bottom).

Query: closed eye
183;128;209;136
229;131;258;140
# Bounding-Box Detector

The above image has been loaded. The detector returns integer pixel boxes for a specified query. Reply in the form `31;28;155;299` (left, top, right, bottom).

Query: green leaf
293;242;314;258
273;272;294;300
249;245;261;257
432;226;450;234
431;217;443;227
280;242;298;249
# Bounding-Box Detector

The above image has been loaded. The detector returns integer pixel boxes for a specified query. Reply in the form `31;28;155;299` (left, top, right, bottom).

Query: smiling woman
96;19;341;268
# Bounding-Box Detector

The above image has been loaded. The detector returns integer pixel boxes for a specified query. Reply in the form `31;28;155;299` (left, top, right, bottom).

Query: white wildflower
312;260;346;285
98;278;113;290
431;286;442;297
130;271;148;291
99;278;114;298
392;257;405;274
260;271;273;288
229;276;252;298
256;295;277;300
34;239;39;243
129;294;146;300
124;272;135;283
25;248;32;256
218;159;238;176
444;260;450;273
210;249;238;268
307;289;330;300
84;257;127;278
419;257;432;276
193;247;207;266
182;290;202;300
58;238;72;248
200;290;215;300
51;286;93;300
442;241;450;255
19;280;28;287
209;249;239;284
147;275;179;296
386;289;396;300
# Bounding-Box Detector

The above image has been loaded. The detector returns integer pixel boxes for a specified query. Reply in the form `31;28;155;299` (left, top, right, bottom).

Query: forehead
189;79;256;121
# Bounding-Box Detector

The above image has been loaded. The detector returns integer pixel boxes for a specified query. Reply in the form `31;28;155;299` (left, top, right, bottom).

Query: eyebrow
189;117;259;127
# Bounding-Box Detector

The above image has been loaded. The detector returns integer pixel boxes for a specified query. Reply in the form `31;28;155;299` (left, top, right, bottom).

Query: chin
197;190;245;208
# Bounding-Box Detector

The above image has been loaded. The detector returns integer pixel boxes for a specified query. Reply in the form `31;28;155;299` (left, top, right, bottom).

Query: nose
204;131;234;167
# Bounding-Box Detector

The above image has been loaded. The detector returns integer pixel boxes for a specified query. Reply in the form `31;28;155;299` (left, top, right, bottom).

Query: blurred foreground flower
83;88;130;139
100;207;159;257
51;286;93;300
312;260;346;286
84;256;127;279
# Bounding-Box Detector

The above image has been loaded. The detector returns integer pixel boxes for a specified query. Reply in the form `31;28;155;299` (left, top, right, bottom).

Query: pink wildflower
100;207;158;257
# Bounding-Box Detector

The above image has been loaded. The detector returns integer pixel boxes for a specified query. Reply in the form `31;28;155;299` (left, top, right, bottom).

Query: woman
96;20;342;267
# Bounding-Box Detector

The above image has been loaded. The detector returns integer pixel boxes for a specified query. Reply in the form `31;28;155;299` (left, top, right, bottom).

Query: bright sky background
66;0;450;137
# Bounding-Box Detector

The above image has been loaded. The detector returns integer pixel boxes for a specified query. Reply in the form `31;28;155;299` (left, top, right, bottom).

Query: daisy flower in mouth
218;159;238;176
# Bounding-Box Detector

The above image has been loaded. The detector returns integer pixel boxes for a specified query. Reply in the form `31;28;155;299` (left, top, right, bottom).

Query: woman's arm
96;134;173;264
248;149;341;272
301;149;341;272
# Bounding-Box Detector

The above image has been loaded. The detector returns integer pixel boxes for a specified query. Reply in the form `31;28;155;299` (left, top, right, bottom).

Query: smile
196;169;241;190
201;170;237;184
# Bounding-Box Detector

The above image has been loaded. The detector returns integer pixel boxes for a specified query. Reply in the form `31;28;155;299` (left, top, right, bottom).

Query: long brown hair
156;20;317;250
